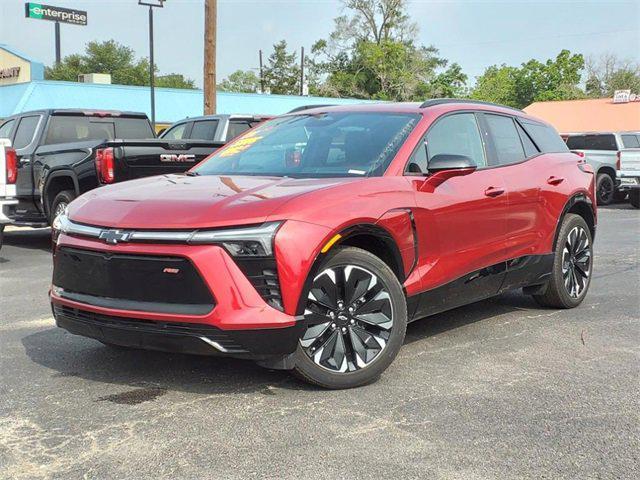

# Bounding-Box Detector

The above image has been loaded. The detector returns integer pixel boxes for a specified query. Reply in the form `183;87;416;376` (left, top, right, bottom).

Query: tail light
616;151;621;170
5;147;17;184
95;147;115;184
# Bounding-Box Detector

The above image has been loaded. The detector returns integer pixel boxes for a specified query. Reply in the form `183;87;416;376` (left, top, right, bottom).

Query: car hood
69;174;354;229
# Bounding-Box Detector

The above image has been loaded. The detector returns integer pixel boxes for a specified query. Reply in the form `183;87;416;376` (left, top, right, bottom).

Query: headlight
189;222;281;256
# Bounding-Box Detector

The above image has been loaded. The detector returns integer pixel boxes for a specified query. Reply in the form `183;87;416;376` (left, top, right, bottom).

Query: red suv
51;100;596;389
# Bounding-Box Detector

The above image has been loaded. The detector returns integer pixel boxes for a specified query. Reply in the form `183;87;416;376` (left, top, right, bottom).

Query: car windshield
193;112;420;178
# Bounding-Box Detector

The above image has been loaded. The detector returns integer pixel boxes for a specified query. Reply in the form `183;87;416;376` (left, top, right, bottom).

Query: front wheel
533;214;593;309
293;247;407;389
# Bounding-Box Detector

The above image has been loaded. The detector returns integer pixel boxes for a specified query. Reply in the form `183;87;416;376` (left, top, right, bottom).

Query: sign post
25;3;88;65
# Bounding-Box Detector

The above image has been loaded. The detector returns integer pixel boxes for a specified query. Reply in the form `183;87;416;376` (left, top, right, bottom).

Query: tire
533;214;593;309
0;225;4;252
293;246;407;389
596;173;615;206
629;190;640;209
49;190;76;224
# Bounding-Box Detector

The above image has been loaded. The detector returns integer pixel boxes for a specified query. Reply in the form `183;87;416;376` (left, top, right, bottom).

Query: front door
408;112;509;317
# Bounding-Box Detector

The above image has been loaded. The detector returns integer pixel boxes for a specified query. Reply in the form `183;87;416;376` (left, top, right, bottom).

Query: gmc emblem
160;154;196;163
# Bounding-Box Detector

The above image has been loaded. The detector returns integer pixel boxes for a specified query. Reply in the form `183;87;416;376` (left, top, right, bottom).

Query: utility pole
54;22;61;65
299;46;305;96
259;49;265;94
204;0;217;114
139;1;164;130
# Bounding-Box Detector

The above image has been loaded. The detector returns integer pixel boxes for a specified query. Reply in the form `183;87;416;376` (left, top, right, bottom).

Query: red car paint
51;102;596;354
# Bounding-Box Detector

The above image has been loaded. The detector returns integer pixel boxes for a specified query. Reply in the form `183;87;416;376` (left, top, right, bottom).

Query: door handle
19;158;30;165
484;186;505;197
547;176;564;185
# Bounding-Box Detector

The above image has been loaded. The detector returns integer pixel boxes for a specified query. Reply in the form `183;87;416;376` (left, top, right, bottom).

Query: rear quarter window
520;120;569;153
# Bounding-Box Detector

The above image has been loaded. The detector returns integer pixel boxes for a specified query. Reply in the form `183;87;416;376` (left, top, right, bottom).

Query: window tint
13;116;40;150
621;134;640;149
485;114;525;165
0;119;15;139
44;116;154;144
584;134;617;151
162;122;189;140
516;122;539;157
190;120;219;140
565;135;585;150
425;113;486;168
521;121;568;152
227;121;252;141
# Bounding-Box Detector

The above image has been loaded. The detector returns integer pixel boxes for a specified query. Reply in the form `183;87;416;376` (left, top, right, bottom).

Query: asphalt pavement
0;205;638;479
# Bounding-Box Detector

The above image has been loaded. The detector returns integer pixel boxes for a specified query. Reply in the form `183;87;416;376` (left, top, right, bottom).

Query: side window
584;134;617;151
163;122;189;140
190;120;219;140
522;121;569;152
12;116;40;150
226;121;251;141
620;134;640;149
406;141;428;173
425;113;486;168
516;122;539;157
484;114;525;166
0;119;15;139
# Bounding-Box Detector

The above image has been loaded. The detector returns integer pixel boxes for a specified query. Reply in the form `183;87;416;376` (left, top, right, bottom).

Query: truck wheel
532;214;593;309
49;190;76;224
630;190;640;209
596;173;614;205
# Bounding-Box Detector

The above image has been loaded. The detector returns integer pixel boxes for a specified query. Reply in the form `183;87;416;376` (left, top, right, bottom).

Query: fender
41;169;80;217
553;192;596;249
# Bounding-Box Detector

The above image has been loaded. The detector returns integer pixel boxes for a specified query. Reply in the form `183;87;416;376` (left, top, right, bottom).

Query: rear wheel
596;173;614;205
533;214;593;309
49;190;76;224
293;247;407;389
629;190;640;209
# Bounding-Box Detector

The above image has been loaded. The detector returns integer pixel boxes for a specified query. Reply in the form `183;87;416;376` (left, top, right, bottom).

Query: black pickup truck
0;109;223;226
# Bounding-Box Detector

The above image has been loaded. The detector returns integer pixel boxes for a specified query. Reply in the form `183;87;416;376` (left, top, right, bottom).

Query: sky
1;0;639;88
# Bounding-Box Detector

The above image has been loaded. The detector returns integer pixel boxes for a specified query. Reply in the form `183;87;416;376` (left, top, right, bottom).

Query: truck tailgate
619;149;640;173
111;139;224;181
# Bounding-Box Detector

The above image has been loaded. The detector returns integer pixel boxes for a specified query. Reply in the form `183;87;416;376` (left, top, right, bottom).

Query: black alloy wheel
294;247;407;389
532;214;593;308
596;173;614;205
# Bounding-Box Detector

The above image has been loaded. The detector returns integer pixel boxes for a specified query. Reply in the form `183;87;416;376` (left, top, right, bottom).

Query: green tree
218;70;261;93
45;40;195;89
263;40;300;95
309;0;466;101
472;50;585;108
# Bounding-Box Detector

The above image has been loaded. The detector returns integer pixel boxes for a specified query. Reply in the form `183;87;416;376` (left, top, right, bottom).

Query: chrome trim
54;214;281;254
198;336;229;353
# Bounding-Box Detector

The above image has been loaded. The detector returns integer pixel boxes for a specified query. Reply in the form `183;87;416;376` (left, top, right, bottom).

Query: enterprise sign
25;3;88;26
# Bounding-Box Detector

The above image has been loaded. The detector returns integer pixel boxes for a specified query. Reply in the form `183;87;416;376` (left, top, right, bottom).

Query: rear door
11;114;43;206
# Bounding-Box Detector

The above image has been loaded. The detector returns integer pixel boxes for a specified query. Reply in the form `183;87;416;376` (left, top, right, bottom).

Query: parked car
51;100;596;389
565;131;640;205
0;109;224;227
159;114;271;143
618;149;640;208
0;138;18;251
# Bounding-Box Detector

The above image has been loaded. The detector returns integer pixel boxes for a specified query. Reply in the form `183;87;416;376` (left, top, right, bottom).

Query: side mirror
427;154;477;173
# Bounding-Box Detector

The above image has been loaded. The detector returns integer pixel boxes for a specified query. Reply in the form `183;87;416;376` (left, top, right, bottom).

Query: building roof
0;80;374;122
524;98;640;133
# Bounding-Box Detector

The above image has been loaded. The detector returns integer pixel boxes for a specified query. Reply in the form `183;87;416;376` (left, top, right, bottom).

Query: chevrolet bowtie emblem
99;229;132;245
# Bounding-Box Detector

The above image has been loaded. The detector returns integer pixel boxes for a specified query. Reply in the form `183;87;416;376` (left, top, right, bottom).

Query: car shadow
21;291;541;396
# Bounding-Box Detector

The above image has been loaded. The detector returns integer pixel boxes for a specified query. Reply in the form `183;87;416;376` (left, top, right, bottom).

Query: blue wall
0;80;374;122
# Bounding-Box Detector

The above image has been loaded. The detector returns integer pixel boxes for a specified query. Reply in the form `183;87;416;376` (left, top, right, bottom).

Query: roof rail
287;104;336;113
419;98;523;113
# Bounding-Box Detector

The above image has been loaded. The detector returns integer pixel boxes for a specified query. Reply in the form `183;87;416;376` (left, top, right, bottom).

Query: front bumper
50;233;305;360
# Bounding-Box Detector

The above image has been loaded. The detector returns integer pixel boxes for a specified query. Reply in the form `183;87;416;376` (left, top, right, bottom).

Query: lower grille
53;247;215;313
